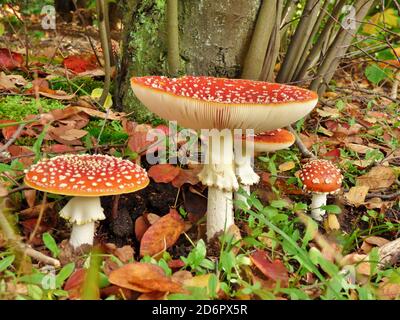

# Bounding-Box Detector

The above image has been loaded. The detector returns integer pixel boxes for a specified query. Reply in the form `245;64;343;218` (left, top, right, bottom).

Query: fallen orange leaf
140;209;185;257
250;250;289;287
148;164;181;184
108;262;184;293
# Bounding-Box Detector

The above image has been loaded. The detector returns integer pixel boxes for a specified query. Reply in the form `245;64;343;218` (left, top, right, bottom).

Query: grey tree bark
119;0;261;121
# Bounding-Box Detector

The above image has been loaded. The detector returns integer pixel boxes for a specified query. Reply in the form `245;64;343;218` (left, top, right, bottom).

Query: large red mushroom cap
299;159;343;194
24;154;149;197
130;76;318;132
243;129;295;153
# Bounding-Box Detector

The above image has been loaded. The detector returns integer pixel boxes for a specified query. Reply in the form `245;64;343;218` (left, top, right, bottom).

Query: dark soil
99;180;178;247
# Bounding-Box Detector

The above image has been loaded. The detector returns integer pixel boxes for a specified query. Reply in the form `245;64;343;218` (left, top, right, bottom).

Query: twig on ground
378;237;400;269
0;124;26;154
335;86;400;103
22;244;60;267
365;190;400;200
0;200;60;267
286;125;316;159
7;186;32;196
0;143;125;163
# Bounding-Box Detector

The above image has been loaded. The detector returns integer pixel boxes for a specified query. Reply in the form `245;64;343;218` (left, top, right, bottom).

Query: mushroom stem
60;196;105;248
198;129;237;240
234;185;251;210
234;138;257;210
207;188;234;240
70;222;95;248
234;146;259;186
310;193;327;221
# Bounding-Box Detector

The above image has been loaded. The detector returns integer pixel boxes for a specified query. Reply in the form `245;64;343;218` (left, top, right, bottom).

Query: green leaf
33;124;50;162
303;216;318;245
208;274;218;299
0;255;15;272
55;262;75;288
19;272;46;285
220;251;235;274
270;199;288;209
99;272;110;289
365;64;389;84
27;284;43;300
42;232;60;258
321;205;341;214
91;88;113;109
0;22;4;36
369;247;379;276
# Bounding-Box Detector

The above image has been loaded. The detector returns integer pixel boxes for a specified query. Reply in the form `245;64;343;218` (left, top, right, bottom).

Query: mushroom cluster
24;154;149;248
131;75;318;239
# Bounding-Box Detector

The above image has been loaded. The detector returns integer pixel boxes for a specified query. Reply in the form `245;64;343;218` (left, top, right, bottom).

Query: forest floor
0;7;399;300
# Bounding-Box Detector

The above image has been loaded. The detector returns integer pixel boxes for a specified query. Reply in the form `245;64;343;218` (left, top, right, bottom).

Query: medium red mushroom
299;159;343;221
24;154;149;248
131;76;318;239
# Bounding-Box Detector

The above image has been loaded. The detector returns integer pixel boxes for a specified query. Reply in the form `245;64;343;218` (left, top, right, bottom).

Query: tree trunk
119;0;260;121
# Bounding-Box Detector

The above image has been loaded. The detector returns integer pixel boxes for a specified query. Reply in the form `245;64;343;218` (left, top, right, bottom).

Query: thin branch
310;0;375;94
295;0;348;82
378;237;400;269
96;0;111;107
286;125;316;159
0;124;25;154
166;0;180;76
0;200;60;267
277;0;322;83
334;86;400;103
366;190;400;200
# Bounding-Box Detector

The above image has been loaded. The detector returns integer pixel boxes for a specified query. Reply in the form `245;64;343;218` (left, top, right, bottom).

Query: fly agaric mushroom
131;76;318;239
24;154;149;248
299;159;343;221
235;129;295;206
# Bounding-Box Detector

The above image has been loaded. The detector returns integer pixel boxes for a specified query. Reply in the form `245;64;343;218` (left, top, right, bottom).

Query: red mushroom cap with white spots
24;154;149;196
130;76;318;132
299;159;343;194
243;129;295;153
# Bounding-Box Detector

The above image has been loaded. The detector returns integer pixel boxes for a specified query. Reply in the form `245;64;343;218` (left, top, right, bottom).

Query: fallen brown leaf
140;209;185;257
344;186;370;206
356;166;395;190
108;262;185;293
250;250;289;287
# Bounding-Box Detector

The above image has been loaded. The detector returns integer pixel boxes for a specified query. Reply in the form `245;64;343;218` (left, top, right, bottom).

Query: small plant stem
96;0;111;107
28;193;47;244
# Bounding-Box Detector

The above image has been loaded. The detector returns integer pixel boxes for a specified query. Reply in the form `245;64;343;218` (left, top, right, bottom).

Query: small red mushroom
299;159;343;221
24;154;149;248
